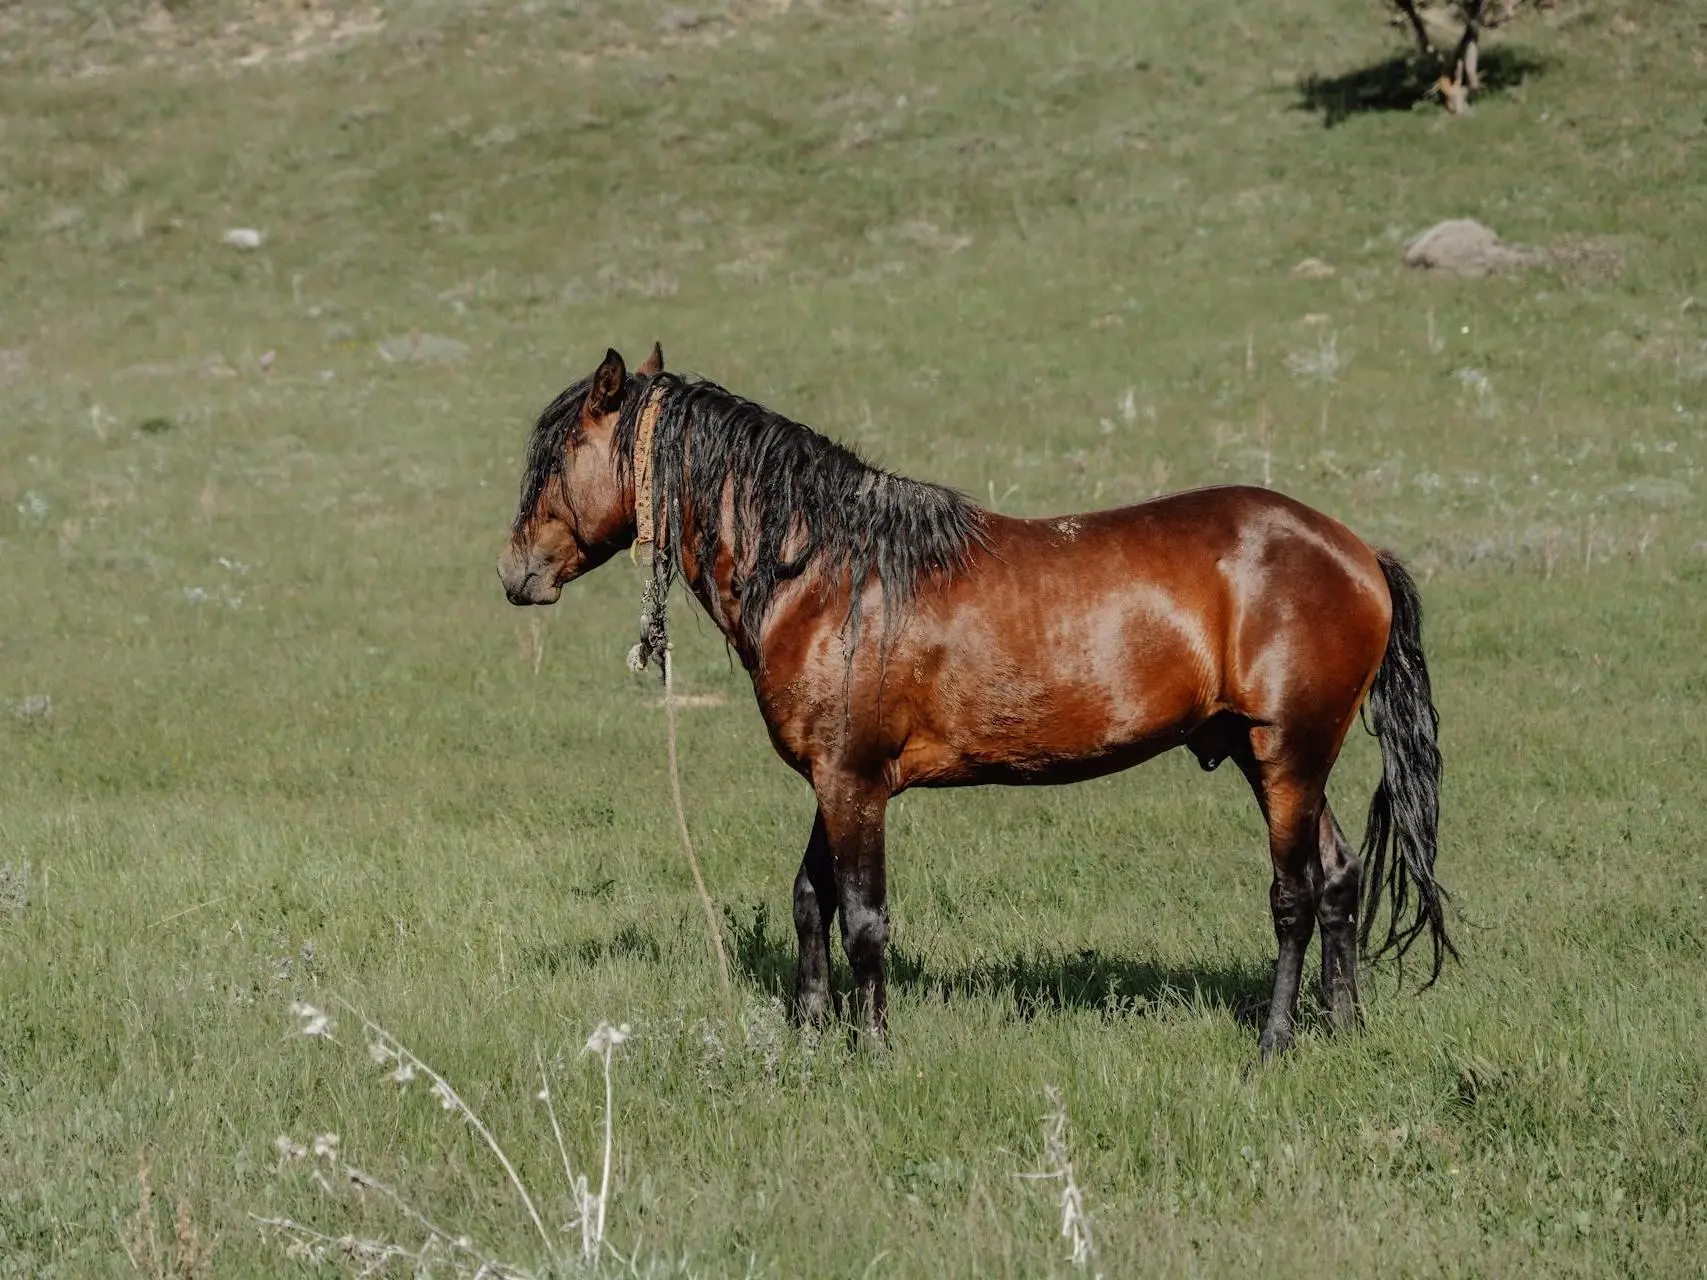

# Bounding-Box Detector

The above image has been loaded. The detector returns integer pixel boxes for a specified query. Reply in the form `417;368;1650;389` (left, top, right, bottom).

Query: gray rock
377;333;470;364
13;694;52;722
659;7;704;31
1403;219;1542;277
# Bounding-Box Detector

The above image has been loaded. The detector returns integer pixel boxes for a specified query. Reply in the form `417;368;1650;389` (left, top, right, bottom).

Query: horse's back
1017;484;1378;568
1023;484;1393;740
884;486;1391;784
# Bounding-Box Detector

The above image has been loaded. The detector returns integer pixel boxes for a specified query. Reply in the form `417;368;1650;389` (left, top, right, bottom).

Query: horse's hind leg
792;809;839;1027
1239;734;1327;1061
1317;802;1363;1035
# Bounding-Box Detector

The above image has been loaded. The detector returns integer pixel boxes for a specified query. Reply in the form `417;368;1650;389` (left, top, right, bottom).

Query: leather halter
631;382;667;566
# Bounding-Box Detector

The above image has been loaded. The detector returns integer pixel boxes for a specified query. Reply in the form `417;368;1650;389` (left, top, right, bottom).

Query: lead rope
624;385;733;1014
663;645;733;1013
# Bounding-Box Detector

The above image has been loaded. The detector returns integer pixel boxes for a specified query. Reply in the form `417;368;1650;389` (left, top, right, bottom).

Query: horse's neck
673;481;761;670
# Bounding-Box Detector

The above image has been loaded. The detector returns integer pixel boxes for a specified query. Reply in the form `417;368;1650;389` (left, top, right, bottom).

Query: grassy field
3;0;1706;1274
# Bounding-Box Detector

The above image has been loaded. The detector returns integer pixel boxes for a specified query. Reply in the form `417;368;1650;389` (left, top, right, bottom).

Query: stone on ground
1403;219;1542;277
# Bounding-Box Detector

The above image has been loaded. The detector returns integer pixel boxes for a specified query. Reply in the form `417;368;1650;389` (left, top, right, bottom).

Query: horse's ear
637;341;664;376
587;348;627;416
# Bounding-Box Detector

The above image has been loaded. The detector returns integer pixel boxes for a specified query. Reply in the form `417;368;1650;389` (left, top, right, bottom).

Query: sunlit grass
2;0;1705;1274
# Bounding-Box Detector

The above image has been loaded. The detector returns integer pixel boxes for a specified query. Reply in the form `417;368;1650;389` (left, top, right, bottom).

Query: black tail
1358;550;1457;986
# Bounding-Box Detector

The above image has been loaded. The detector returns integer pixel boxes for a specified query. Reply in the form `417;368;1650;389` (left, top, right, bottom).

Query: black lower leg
817;783;889;1042
1260;872;1318;1060
791;812;837;1026
840;891;889;1040
1316;807;1363;1034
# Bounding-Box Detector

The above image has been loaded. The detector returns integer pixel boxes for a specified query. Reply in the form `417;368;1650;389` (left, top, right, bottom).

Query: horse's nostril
498;549;539;604
498;545;533;594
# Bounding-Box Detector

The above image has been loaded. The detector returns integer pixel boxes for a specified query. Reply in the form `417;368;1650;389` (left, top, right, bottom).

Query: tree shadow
726;902;1271;1029
1297;47;1550;127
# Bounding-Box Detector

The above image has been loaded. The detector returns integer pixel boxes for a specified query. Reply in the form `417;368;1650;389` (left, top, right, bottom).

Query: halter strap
631;382;667;566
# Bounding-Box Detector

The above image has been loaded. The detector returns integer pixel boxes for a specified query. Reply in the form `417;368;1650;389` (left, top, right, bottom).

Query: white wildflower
584;1022;631;1054
290;1002;333;1037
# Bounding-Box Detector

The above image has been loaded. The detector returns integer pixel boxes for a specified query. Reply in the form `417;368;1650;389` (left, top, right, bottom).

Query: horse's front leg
792;809;838;1027
816;775;890;1042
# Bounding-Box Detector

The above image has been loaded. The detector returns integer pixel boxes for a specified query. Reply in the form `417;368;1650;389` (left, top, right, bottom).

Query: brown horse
499;346;1454;1058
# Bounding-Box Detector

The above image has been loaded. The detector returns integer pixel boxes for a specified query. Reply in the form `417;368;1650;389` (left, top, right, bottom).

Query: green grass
3;0;1707;1274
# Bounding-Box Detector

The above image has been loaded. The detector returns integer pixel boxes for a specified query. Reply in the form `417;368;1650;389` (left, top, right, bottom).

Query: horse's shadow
1297;47;1550;127
727;904;1271;1029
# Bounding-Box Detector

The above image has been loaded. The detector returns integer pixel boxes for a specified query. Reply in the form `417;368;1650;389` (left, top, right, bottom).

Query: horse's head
498;343;663;605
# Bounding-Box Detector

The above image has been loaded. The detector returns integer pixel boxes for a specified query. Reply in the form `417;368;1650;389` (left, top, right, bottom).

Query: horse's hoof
840;1024;888;1056
792;992;833;1029
845;1016;888;1053
1258;1027;1294;1062
1321;983;1363;1036
1324;1001;1364;1037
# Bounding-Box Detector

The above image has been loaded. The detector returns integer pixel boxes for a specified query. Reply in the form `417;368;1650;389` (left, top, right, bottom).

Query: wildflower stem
341;1162;493;1268
595;1043;615;1257
250;1215;535;1280
534;1044;581;1212
333;998;554;1261
1023;1086;1097;1271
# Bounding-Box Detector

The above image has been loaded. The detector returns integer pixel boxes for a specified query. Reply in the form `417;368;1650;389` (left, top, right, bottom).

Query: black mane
519;371;985;660
633;375;985;658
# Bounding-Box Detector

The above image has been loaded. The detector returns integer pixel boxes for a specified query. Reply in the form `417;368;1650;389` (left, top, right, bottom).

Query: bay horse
498;346;1454;1059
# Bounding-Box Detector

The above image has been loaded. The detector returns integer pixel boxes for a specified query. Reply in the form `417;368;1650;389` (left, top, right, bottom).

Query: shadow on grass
889;946;1271;1028
523;922;662;974
727;902;1270;1028
1297;47;1549;127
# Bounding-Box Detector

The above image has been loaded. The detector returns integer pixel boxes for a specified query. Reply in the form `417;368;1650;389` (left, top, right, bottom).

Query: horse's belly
894;655;1210;790
885;546;1222;790
897;729;1188;789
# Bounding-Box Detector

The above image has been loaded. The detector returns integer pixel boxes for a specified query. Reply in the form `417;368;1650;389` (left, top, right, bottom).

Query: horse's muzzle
497;544;562;606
